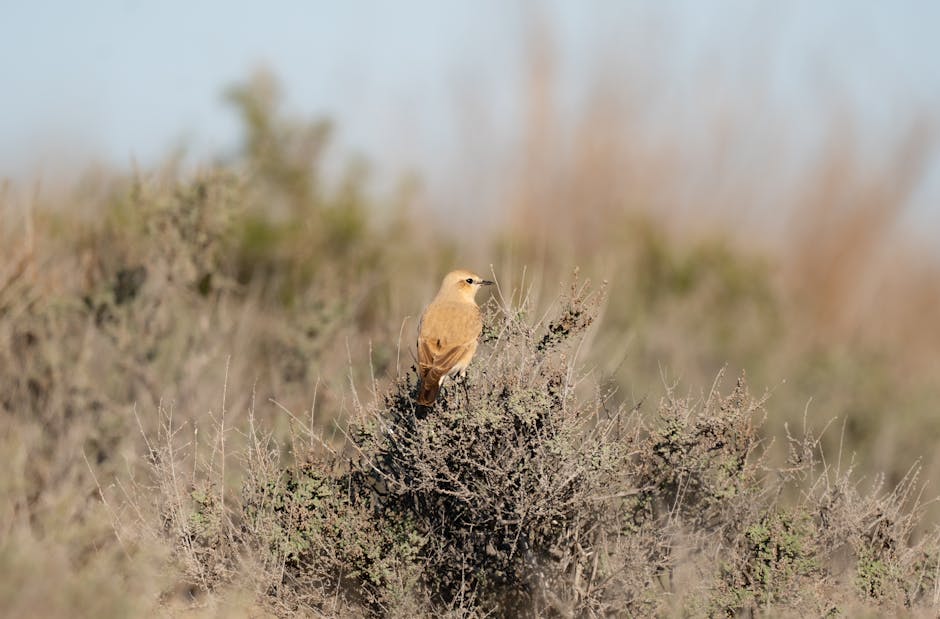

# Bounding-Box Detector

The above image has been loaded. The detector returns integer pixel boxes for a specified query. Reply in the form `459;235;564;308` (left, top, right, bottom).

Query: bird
416;269;494;406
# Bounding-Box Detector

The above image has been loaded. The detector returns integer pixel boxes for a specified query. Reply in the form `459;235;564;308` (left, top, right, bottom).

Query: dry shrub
4;73;939;613
142;276;940;617
4;55;940;617
0;115;416;616
348;276;618;616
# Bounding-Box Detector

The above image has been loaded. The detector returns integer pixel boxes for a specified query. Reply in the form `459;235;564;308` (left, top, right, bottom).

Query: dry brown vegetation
137;282;940;617
1;54;940;617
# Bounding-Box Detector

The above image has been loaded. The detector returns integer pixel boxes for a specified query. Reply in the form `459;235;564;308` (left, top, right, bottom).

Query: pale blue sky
1;1;938;220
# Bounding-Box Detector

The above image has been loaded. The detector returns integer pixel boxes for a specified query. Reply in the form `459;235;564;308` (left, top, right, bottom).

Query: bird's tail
416;371;442;406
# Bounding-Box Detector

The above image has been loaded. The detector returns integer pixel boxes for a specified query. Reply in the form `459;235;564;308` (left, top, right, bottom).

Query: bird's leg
459;369;472;404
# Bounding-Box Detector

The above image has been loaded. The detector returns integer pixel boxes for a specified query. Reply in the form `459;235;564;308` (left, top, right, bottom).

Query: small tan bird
416;269;494;406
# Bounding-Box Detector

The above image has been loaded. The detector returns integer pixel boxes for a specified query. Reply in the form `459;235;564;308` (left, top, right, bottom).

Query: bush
143;276;940;617
349;278;620;615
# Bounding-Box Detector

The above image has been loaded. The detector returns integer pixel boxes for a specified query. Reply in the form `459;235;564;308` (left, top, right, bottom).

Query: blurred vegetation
1;66;939;616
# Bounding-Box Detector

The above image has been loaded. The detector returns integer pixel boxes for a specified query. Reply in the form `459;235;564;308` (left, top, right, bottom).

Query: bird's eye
465;278;474;284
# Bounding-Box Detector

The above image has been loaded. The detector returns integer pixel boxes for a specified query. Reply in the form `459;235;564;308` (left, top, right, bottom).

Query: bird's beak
480;280;495;286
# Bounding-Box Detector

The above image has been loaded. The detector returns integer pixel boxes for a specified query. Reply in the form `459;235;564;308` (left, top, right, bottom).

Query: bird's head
439;269;494;302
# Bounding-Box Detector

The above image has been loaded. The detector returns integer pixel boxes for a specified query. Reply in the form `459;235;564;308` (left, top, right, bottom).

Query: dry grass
128;278;940;617
1;52;939;616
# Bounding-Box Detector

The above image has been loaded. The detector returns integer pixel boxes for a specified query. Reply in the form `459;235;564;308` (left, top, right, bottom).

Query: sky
1;1;939;222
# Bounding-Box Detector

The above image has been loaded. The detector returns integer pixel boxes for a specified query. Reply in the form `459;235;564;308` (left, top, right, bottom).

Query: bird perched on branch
416;269;494;406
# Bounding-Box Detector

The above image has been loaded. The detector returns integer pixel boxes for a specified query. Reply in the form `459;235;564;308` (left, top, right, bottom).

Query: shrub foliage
147;277;940;617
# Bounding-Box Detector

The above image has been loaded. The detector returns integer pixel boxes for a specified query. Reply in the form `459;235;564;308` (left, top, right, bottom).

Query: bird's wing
417;336;434;373
419;339;473;378
417;301;482;379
